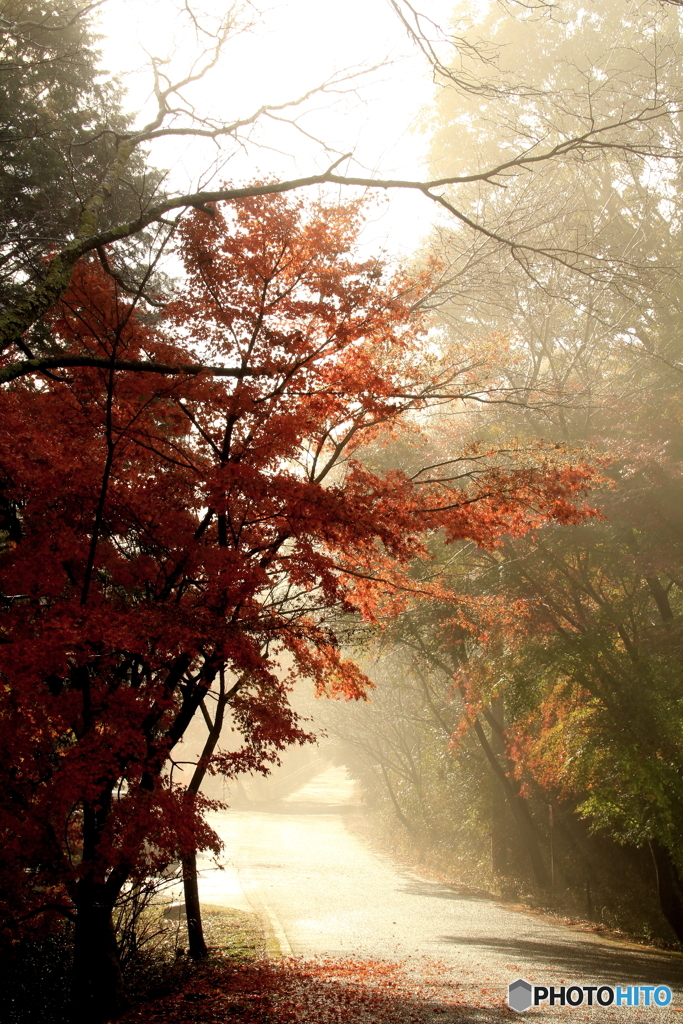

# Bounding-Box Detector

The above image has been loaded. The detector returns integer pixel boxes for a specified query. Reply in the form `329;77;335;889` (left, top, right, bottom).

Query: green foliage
420;0;683;867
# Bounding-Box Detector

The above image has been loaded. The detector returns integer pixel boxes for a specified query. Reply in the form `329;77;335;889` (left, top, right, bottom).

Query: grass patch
125;903;265;1007
199;905;266;961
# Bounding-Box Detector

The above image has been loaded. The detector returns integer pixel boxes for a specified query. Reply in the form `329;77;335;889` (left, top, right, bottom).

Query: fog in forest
4;2;683;1021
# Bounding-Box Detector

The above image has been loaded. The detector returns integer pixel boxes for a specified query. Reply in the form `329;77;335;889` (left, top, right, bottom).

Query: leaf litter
121;951;519;1024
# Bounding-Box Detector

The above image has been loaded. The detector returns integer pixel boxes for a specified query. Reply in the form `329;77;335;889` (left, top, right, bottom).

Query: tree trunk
182;848;208;959
471;714;551;887
491;794;508;877
71;884;129;1023
380;762;418;836
650;840;683;942
490;696;508;877
181;669;230;957
420;644;550;888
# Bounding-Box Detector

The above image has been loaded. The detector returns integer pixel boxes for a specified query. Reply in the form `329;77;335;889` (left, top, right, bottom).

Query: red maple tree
0;192;599;1021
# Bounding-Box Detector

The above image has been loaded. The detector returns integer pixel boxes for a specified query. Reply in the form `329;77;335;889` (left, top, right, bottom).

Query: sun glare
97;0;456;259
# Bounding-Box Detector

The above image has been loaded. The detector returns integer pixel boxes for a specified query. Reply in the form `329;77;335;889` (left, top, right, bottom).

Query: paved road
196;765;683;1021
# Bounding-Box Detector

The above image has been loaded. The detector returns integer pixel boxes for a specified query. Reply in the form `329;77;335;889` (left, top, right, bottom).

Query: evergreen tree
0;1;163;310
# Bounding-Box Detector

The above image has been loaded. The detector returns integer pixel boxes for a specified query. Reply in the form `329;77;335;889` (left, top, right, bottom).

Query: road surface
195;764;683;1021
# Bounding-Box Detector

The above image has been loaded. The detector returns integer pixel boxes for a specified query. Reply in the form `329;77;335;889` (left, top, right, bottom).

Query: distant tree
0;1;164;307
386;0;683;940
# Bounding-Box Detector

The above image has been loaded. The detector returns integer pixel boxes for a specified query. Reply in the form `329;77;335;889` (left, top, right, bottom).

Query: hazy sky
97;0;459;260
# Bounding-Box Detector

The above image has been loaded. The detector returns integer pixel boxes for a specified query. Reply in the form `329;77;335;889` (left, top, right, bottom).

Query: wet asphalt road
195;765;683;1022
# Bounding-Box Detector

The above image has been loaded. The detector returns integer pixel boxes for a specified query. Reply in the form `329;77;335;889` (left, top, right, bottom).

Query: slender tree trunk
182;848;208;959
413;642;550;887
489;697;508;877
181;669;230;958
491;796;508;877
650;840;683;942
380;762;418;836
471;714;551;887
71;882;129;1023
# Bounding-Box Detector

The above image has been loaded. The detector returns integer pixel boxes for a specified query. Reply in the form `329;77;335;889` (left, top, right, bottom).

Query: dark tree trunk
491;793;508;877
182;848;208;959
650;840;683;942
424;644;551;888
471;714;551;887
380;762;418;835
181;669;230;958
413;645;550;887
71;884;129;1023
490;696;508;877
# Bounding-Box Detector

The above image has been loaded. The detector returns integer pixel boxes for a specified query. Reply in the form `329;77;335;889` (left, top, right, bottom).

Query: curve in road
196;764;683;1021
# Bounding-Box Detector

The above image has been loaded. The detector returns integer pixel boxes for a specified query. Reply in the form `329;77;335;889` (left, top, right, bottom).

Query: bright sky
97;0;460;262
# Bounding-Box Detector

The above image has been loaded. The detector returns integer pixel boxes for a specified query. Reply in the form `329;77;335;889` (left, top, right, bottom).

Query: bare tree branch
2;0;679;384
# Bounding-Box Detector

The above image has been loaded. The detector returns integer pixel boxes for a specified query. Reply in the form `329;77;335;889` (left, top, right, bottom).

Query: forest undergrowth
343;803;683;955
4;906;264;1024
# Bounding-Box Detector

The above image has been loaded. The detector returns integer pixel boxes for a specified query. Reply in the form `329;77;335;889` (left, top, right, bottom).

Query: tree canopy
337;0;683;948
0;185;601;1019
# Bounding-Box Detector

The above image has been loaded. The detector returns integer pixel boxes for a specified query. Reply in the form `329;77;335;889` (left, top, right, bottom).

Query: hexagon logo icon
508;978;533;1013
